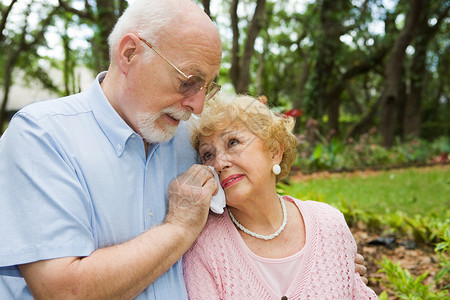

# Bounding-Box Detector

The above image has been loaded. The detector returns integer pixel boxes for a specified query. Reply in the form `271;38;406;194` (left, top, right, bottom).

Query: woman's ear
117;33;140;74
272;142;284;164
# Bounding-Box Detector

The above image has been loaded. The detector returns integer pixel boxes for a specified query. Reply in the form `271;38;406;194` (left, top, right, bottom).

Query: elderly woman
183;95;378;299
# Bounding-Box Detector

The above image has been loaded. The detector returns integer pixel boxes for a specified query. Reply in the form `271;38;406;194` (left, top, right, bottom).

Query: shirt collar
88;72;135;157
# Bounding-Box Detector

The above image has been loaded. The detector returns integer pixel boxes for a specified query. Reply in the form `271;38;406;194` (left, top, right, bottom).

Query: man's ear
117;33;140;74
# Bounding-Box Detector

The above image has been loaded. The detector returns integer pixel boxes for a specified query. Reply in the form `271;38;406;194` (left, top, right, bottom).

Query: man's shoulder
17;92;91;121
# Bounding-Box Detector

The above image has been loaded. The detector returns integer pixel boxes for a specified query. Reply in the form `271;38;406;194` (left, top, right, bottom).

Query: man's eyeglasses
139;37;221;102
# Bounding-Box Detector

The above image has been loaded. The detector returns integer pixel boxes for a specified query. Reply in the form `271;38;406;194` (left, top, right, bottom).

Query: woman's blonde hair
190;95;298;181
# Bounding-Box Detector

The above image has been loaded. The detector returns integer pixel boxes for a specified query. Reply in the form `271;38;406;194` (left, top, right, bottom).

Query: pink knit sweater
183;197;378;299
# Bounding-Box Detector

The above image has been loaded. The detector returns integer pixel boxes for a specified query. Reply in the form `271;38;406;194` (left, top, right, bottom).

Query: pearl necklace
228;194;287;240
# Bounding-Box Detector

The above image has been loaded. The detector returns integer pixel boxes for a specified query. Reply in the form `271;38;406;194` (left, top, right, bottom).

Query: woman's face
198;122;277;207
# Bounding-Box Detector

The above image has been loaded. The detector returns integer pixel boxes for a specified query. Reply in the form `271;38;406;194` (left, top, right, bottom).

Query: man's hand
355;253;368;284
18;165;218;299
165;164;218;237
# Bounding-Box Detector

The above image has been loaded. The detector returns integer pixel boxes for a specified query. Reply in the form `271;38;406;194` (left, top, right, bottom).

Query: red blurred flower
283;108;303;118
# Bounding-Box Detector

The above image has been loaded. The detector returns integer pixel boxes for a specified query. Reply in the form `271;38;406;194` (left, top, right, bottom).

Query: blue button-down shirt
0;72;198;299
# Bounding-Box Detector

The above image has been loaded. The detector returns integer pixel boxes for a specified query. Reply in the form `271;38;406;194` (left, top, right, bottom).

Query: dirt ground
351;224;442;298
290;164;449;298
290;162;449;182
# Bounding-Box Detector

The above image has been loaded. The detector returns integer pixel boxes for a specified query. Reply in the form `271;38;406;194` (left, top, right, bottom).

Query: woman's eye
202;152;213;162
228;138;239;148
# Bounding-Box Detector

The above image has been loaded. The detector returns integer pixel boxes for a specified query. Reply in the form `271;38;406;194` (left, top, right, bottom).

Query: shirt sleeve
352;272;379;299
0;112;95;268
183;243;222;300
337;211;379;299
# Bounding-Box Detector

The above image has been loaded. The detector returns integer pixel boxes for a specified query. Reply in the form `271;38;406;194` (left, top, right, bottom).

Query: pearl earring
272;164;281;175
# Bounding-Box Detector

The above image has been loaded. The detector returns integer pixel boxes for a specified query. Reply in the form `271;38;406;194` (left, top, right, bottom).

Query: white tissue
208;166;226;214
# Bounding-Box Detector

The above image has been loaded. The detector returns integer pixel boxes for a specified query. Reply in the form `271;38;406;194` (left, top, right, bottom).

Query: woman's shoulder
283;196;347;229
284;195;342;215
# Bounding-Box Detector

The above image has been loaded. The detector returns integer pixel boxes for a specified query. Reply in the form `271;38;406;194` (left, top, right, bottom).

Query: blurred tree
57;0;128;72
1;0;448;142
256;1;310;112
302;0;390;135
0;1;59;132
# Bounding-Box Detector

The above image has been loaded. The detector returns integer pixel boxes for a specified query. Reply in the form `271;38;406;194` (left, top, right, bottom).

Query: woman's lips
221;174;244;189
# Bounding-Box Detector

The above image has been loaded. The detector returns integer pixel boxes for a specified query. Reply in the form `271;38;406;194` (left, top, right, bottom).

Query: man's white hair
107;0;176;62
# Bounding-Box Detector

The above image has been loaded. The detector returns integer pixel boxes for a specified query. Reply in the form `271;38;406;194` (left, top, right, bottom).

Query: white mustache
161;106;191;121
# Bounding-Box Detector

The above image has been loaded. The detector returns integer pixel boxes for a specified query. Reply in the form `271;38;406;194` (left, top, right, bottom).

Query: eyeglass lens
179;76;221;101
205;82;220;100
179;76;205;97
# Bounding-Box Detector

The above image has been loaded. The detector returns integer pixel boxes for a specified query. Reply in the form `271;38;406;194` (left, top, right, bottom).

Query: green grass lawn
279;165;450;217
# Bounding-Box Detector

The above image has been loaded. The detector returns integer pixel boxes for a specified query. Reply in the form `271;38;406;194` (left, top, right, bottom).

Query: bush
294;131;449;172
377;257;449;299
435;228;450;290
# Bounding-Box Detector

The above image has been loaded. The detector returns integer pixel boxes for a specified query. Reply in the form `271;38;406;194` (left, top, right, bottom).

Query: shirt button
130;134;136;138
281;296;288;300
148;211;153;217
116;144;123;151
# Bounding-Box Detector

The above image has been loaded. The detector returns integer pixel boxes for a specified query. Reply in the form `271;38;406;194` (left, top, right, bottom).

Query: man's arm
19;165;216;300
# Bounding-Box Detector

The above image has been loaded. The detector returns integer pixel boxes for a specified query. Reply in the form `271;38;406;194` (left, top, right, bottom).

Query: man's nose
180;91;206;115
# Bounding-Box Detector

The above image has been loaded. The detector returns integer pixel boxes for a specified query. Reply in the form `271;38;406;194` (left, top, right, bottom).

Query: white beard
136;106;191;144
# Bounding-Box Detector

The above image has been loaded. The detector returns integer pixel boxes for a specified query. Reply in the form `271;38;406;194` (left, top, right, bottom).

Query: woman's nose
214;151;231;173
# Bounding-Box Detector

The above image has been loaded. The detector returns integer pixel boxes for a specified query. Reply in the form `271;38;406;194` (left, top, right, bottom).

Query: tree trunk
312;0;343;119
0;81;12;133
379;0;423;148
346;97;383;139
396;70;407;139
293;60;311;133
403;48;425;139
327;92;341;135
229;0;266;94
403;1;449;139
256;51;265;96
229;0;240;91
93;0;118;71
309;0;351;132
0;50;20;132
0;0;19;131
345;11;398;139
0;0;18;44
201;0;211;17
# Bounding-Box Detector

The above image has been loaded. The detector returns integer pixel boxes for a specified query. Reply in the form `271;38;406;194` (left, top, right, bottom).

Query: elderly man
0;0;221;298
